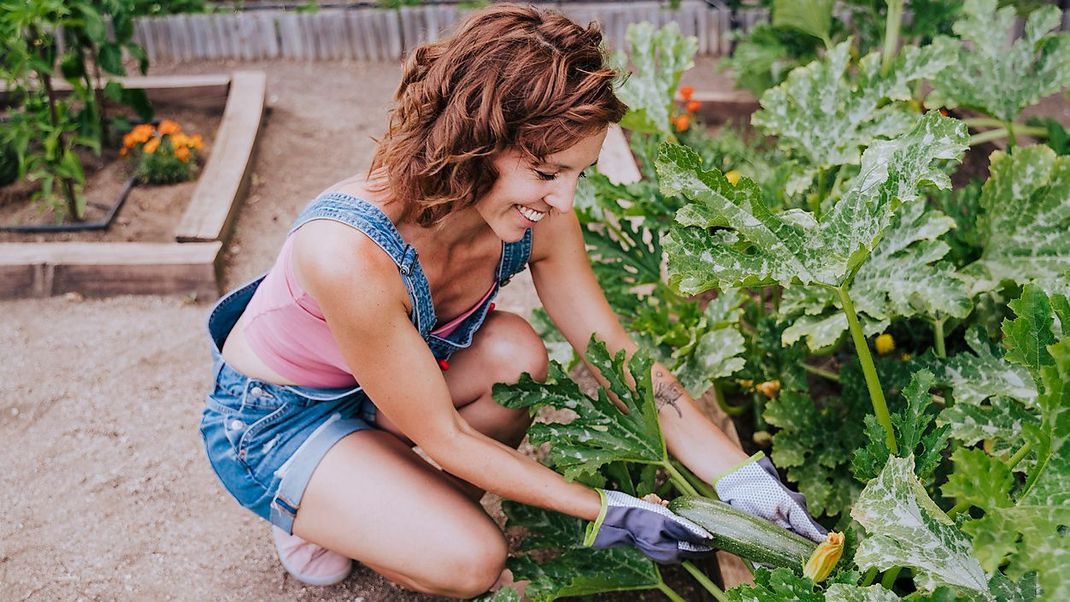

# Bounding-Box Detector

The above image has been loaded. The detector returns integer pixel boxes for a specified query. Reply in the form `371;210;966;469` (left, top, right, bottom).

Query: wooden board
0;242;222;298
175;71;267;244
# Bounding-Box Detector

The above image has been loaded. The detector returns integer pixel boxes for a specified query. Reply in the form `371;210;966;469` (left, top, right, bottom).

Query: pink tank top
242;235;495;388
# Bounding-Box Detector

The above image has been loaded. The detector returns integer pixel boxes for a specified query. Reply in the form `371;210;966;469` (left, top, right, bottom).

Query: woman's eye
534;170;558;181
579;170;588;179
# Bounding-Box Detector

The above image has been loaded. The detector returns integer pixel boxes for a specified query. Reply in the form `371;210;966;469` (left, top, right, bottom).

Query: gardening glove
714;451;827;543
583;489;714;564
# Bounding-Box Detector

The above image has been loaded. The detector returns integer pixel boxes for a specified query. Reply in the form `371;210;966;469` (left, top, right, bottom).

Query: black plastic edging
0;176;136;233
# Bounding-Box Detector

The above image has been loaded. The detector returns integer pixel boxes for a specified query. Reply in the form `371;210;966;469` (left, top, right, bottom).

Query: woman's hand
713;452;827;543
584;490;714;564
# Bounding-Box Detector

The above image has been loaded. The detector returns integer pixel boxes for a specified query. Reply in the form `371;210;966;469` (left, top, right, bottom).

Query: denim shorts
199;276;379;534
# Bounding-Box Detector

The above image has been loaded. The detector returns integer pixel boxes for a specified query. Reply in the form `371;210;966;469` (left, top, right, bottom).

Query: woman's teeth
517;205;546;223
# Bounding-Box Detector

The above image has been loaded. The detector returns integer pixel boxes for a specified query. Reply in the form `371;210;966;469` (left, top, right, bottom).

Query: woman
200;4;825;597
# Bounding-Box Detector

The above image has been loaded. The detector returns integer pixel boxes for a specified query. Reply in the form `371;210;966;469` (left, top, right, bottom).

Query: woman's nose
545;175;579;213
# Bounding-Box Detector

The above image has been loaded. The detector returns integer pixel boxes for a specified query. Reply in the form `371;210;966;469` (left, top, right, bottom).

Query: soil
0;107;221;242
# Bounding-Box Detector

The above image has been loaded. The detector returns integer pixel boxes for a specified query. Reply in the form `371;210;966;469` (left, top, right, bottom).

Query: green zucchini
668;496;817;571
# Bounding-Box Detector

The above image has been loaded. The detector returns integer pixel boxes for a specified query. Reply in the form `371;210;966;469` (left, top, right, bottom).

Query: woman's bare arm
529;211;749;483
294;221;601;520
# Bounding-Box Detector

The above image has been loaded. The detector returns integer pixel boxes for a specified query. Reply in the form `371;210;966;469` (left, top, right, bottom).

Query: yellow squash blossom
725;170;741;186
875;333;895;355
803;531;844;582
755;379;780;399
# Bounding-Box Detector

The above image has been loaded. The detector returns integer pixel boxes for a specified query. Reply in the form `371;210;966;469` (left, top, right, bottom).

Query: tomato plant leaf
928;0;1070;122
851;455;990;595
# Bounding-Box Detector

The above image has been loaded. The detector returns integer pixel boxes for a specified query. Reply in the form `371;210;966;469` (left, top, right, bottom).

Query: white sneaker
272;526;352;586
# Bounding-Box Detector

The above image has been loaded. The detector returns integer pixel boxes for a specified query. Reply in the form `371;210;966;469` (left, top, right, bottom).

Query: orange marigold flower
679;85;694;101
143;137;161;154
175;146;191;163
686;100;701;113
158;119;182;136
190;134;204;150
170;133;190;148
131;124;154;144
673;114;690;132
122;133;135;148
119;147;128;157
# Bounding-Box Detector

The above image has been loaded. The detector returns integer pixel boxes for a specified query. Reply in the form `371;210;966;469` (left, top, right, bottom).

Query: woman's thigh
293;428;507;598
375;311;547;445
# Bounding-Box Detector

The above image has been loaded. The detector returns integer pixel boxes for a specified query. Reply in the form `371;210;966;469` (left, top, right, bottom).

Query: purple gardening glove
714;452;827;543
583;489;714;564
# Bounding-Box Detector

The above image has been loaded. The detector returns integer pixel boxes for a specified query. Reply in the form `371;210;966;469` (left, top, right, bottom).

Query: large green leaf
852;369;950;483
851;455;990;596
726;568;863;602
488;501;663;602
751;38;955;177
615;22;698;137
673;289;747;397
772;0;833;46
937;326;1038;407
661;111;968;294
493;339;664;482
781;201;972;350
928;0;1070;122
964;146;1070;294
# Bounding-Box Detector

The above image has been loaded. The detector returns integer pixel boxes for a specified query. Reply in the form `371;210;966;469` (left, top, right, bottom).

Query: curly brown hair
368;3;628;226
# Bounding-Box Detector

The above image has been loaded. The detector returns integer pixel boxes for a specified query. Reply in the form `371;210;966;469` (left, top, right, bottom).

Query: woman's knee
413;530;508;597
481;311;549;383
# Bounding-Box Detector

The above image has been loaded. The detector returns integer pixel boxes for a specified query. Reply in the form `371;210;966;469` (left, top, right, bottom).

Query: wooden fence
131;1;749;62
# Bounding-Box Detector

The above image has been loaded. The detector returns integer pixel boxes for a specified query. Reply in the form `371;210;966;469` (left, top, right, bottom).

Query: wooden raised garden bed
0;71;267;299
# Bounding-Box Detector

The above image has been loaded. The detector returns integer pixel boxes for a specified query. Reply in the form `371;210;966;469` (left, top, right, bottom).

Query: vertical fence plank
382;10;403;61
358;10;381;62
345;10;368;61
135;18;156;63
277;13;298;60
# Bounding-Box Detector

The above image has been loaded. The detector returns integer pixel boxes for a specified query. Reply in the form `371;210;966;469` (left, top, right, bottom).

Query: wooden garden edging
0;72;267;299
596;124;754;589
132;1;736;62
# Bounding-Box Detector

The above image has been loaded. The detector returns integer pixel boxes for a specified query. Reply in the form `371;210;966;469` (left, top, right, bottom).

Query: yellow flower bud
755;379;780;399
875;333;895;355
725;170;741;186
803;531;844;583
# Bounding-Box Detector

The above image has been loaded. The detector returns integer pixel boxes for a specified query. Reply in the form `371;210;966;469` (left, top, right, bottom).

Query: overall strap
289;192;434;336
496;227;533;287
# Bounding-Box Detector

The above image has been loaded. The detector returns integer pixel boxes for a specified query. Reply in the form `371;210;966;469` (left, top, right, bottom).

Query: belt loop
238;379;252;414
399;244;418;276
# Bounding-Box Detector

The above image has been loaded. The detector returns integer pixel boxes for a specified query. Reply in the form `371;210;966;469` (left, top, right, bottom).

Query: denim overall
199;192;533;533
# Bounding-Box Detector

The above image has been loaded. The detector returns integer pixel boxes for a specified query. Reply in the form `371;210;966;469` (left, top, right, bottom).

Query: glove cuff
711;451;766;490
582;488;610;547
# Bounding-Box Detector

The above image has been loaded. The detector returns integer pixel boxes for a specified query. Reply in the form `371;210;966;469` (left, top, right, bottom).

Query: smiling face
475;128;608;242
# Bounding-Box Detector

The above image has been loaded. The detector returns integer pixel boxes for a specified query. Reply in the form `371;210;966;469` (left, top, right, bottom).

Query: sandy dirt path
2;57;736;601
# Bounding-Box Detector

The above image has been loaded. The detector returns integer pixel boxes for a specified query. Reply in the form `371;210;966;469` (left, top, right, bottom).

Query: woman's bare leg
292;311;548;596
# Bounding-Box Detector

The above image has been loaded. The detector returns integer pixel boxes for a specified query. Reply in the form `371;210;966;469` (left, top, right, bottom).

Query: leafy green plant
0;0;152;221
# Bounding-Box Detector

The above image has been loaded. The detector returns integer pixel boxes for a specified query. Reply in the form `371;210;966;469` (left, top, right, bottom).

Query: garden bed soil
0;106;221;243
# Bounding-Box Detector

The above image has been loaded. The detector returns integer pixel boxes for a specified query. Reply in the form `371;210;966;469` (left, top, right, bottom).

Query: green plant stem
968;126;1048;146
881;566;903;589
799;362;841;382
665;462;700;497
716;381;750;417
861;567;879;586
948;500;971;517
881;0;905;76
656;581;688;602
1007;440;1033;471
837;286;898;454
671;460;718;498
682;561;731;602
933;318;947;359
1005;121;1016;150
811;168;826;218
